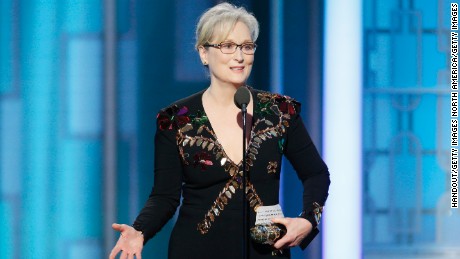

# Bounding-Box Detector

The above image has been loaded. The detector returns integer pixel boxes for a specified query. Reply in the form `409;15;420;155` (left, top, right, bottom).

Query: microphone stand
241;103;249;259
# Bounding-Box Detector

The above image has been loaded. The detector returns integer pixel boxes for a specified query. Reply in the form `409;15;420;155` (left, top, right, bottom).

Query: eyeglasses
203;42;257;55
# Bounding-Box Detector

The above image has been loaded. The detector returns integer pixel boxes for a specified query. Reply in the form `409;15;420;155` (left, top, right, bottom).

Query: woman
109;3;330;259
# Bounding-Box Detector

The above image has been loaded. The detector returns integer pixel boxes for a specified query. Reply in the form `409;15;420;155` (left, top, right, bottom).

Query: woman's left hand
271;217;313;249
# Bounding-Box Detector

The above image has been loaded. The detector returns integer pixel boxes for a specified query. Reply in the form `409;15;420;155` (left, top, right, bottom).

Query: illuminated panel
322;0;362;258
270;0;285;205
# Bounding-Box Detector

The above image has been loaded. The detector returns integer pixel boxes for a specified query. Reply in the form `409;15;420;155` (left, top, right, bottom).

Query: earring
203;61;208;65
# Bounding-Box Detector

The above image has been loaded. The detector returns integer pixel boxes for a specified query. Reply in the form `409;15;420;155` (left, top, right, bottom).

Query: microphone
234;86;251;111
235;86;251;259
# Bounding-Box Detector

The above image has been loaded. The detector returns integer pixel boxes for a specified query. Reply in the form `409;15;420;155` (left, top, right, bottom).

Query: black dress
133;87;330;259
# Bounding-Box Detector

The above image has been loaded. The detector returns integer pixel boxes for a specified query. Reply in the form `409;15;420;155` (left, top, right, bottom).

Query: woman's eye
221;43;234;49
243;44;254;50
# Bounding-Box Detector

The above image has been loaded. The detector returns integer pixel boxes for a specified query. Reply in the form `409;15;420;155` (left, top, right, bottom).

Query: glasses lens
220;43;237;54
218;42;256;54
242;44;255;54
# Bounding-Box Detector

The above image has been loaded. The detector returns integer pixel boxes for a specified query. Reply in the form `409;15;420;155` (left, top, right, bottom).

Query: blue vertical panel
364;31;396;246
374;0;400;29
117;38;139;223
421;34;447;88
413;94;445;208
116;0;131;33
55;0;104;256
0;101;22;214
20;0;59;258
282;1;326;258
389;134;423;242
174;0;210;82
67;38;102;136
137;1;176;258
282;3;307;257
68;241;103;258
0;0;13;94
63;0;103;33
0;1;20;257
116;0;141;228
282;0;309;219
270;0;285;213
0;202;13;258
388;10;424;243
0;100;22;259
3;0;105;257
323;0;363;258
119;40;137;136
56;139;102;257
391;11;422;89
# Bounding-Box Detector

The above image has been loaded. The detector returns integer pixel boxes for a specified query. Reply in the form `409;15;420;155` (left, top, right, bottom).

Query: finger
290;237;302;247
273;235;291;250
109;246;121;259
112;223;124;232
128;253;135;259
287;237;300;247
120;250;128;259
273;233;293;249
271;217;289;225
137;252;142;259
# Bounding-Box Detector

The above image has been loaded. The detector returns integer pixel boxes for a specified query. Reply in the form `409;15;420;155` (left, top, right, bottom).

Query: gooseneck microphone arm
234;87;250;259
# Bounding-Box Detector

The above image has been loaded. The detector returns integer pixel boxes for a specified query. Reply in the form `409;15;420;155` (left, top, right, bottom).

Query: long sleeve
284;112;330;227
132;117;183;243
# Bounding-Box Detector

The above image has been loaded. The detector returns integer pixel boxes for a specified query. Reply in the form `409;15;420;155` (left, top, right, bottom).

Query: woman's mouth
230;66;244;71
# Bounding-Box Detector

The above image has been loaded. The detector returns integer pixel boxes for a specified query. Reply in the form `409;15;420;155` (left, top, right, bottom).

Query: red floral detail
157;105;190;130
194;151;213;171
273;94;299;115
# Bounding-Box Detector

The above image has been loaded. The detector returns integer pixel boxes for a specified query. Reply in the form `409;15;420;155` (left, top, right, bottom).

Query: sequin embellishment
162;90;301;235
267;161;277;174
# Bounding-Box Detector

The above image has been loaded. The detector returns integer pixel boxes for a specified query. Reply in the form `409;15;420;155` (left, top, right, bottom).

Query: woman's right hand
109;223;144;259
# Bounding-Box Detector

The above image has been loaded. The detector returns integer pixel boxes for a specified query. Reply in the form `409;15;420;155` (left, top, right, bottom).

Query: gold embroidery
195;91;299;234
313;202;323;225
267;161;277;174
197;171;240;234
197;173;264;234
245;181;263;211
176;134;217;165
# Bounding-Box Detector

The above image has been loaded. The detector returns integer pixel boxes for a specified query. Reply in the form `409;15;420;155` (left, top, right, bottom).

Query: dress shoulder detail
156;90;205;131
157;105;191;131
255;90;301;117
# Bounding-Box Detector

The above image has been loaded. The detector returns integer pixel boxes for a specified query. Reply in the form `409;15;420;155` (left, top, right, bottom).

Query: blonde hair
195;2;259;50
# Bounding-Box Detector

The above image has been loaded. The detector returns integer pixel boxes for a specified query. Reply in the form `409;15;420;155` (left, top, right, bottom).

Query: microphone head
234;87;251;109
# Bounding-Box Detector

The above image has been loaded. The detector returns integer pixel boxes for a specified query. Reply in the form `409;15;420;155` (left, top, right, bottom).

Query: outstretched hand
271;217;313;250
109;223;144;259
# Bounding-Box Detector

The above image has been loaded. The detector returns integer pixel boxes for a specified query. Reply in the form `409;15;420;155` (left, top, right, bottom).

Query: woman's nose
233;48;244;62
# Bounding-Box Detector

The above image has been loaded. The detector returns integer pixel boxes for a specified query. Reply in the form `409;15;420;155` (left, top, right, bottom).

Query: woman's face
199;21;254;88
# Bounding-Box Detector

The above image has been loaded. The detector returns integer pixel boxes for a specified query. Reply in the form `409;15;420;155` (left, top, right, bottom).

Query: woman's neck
207;83;246;106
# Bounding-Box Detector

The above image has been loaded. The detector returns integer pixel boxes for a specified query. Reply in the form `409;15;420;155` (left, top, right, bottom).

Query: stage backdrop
1;0;456;259
361;0;460;258
0;0;324;258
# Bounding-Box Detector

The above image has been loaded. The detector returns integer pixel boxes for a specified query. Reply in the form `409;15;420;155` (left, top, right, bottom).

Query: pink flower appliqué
194;151;213;171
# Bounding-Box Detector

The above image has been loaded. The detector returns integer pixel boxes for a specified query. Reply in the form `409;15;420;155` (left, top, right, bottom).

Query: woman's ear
198;46;208;66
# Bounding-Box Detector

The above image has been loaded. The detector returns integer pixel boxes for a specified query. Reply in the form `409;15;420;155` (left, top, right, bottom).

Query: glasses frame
203;42;257;55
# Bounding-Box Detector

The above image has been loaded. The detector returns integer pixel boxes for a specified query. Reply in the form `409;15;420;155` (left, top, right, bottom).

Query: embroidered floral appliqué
256;92;300;117
157;105;190;130
193;151;213;171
